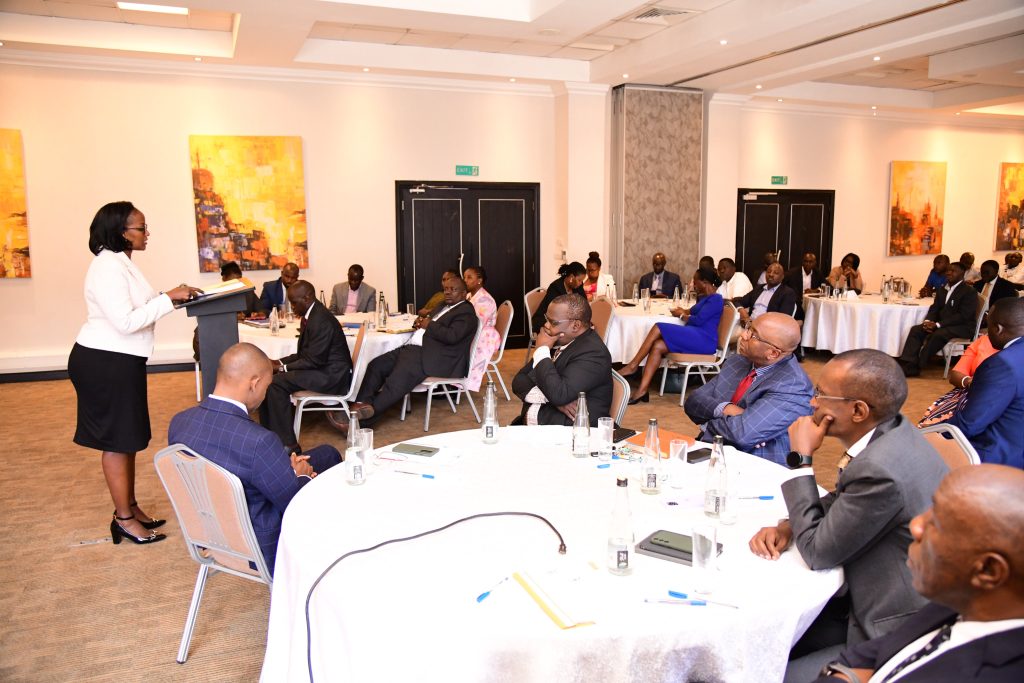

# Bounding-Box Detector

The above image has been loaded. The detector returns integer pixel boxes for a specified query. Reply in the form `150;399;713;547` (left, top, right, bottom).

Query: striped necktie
836;452;851;477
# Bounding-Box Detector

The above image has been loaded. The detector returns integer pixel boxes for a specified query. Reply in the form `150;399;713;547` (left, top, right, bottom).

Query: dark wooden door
735;189;836;282
396;182;540;348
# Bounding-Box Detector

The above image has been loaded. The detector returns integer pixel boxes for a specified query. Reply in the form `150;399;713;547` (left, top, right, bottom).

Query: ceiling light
539;28;560;36
776;98;783;103
719;39;728;45
509;78;516;83
622;73;629;79
117;2;189;15
871;106;877;110
872;55;881;61
362;67;370;72
955;112;961;116
193;56;201;62
755;84;762;90
0;42;4;47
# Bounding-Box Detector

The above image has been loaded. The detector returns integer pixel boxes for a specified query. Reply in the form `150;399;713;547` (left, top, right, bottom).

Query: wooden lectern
177;287;255;398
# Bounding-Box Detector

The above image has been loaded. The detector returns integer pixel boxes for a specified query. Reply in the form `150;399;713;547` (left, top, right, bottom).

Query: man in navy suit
898;261;979;377
638;252;682;299
734;262;798;323
169;343;341;574
973;259;1019;306
684;312;813;464
942;297;1024;468
259;262;299;312
813;464;1024;682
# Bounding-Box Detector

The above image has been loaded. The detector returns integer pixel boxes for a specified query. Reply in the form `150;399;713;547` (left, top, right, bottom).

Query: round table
603;299;684;363
261;426;841;683
238;312;413;363
801;293;930;356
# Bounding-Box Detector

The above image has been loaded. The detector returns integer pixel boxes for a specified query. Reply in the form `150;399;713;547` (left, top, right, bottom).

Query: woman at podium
68;201;202;546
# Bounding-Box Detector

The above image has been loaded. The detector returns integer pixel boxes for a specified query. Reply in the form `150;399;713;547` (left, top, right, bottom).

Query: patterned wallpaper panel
612;86;703;292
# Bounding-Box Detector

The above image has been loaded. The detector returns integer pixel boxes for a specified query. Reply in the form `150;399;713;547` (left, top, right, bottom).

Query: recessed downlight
193;56;201;62
622;73;629;79
871;106;877;110
509;78;516;83
873;55;881;61
719;39;728;45
362;67;370;72
755;84;762;89
776;98;783;103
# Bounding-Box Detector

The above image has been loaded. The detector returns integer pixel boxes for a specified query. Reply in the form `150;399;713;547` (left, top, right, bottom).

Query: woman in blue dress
619;267;724;404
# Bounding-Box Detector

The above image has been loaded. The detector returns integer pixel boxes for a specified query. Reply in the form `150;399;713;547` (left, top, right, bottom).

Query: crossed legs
619;325;669;400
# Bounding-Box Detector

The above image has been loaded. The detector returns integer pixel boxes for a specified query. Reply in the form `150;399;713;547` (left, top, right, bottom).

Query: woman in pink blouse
463;266;502;392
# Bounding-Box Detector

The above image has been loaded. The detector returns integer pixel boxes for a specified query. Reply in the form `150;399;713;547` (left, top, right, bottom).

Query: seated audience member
259;262;299;312
717;257;754;300
639;251;683;299
897;261;980;377
419;269;460;316
512;293;612;426
974;258;1019;305
785;251;826;319
683;313;812;464
941;297;1024;468
756;250;779;286
698;255;716;272
1001;251;1024;290
734;262;798;322
813;464;1024;683
749;349;947;681
918;254;951;299
259;281;353;451
192;261;265;360
826;252;864;294
918;334;996;427
619;267;724;404
329;264;376;314
168;343;341;574
351;275;476;426
532;262;587;333
960;250;981;284
463;266;500;391
582;251;616;301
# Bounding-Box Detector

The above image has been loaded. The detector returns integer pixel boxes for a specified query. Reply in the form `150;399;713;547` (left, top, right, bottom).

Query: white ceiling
1;0;1022;122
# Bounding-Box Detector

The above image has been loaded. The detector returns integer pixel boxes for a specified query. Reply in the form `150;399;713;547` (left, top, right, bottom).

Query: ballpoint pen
476;576;509;603
394;470;435;479
668;591;739;608
739;495;774;500
645;598;707;606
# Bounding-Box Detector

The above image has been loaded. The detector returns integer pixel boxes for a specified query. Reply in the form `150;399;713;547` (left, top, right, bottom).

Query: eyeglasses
740;320;784;352
812;387;858;402
545;317;579;326
125;224;149;232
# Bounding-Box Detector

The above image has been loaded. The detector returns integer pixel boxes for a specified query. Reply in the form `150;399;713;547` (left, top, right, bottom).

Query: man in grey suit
749;349;948;681
329;264;377;314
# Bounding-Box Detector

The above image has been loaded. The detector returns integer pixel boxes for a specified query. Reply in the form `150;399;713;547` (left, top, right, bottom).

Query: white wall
0;64;570;371
705;98;1024;289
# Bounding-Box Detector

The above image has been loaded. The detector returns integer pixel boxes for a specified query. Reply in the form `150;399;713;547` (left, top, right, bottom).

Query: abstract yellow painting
0;129;31;278
190;135;308;272
888;160;946;256
995;162;1023;251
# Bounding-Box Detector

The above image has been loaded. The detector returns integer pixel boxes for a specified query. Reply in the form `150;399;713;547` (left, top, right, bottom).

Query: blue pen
645;598;707;606
476;576;508;603
597;463;611;469
740;495;774;500
668;590;740;608
394;470;435;479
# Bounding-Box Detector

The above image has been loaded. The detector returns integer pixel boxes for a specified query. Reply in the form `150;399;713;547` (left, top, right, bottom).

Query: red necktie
300;317;307;333
730;368;756;404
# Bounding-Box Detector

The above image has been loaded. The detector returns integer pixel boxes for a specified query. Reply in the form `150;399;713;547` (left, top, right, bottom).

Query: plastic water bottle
269;306;280;336
345;446;365;486
378;292;388;329
672;285;681;308
607;476;634;576
319;289;327;307
571;392;590;458
481;380;498;444
704;435;727;519
640;418;662;495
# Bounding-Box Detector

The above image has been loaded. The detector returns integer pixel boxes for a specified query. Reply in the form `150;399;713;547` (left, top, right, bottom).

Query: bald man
638;252;682;298
814;465;1024;681
751;349;947;681
684;312;813;464
169;343;341;574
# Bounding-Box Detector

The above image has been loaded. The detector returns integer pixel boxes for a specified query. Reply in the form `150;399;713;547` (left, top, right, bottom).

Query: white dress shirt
75;249;174;358
718;271;753;300
1003;263;1024;285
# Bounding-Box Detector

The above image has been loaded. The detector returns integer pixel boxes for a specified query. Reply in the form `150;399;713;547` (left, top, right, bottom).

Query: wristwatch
786;451;812;469
819;662;862;682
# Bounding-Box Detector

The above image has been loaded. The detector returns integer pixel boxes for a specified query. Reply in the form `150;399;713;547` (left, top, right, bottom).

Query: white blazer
75;249;174;358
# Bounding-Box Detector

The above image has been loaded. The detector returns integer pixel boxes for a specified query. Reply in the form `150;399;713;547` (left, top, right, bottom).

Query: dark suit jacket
422;299;478;378
783;415;948;645
168;397;339;573
974;276;1018;306
280;301;353;394
683;353;813;464
925;282;980;338
945;338;1024;468
734;282;799;318
259;277;287;311
638;269;683;298
784;267;825;318
532;278;588;332
816;602;1024;682
511;328;612;426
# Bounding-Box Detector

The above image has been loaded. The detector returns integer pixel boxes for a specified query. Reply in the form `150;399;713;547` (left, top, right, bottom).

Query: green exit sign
456;165;479;176
771;175;788;185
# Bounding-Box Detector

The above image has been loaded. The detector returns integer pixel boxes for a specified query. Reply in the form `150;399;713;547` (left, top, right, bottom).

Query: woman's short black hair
220;261;243;279
464;265;486;283
88;201;137;255
586;251;602;268
841;252;861;270
558;261;587;278
695;266;722;288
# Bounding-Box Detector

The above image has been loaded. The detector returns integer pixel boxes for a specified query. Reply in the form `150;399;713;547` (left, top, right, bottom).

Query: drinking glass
631;283;639;303
692;524;718;594
356;427;374;454
596;417;614;462
406;303;415;316
669;439;688;489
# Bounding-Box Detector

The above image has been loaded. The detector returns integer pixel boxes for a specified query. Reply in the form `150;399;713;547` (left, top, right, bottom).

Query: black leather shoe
114;501;166;530
627;392;650;405
110;516;166;545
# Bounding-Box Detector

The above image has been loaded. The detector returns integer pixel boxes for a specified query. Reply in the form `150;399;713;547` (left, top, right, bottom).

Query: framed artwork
994;162;1023;251
887;160;946;256
0;129;31;278
190;135;308;272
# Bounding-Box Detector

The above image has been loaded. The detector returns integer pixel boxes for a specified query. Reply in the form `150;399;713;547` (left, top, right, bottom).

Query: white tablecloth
801;293;930;356
261;426;842;683
604;300;684;363
238;312;412;364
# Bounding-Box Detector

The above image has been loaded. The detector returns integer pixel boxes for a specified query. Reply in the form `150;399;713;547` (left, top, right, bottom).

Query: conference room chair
590;298;613;342
940;286;991;378
153;444;273;664
194;361;202;402
485;300;514;400
400;318;484;431
659;302;741;406
918;423;982;468
524;287;546;355
290;322;368;442
610;369;630;425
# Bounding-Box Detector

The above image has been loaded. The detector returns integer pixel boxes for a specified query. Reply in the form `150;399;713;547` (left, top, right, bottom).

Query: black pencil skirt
68;343;152;453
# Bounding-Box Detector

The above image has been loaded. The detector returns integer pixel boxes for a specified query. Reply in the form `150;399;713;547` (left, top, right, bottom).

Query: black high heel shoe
112;501;166;530
627;392;650;405
110;514;166;545
618;367;639;380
